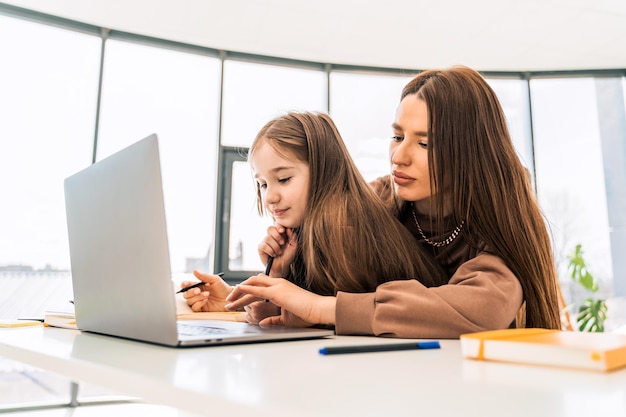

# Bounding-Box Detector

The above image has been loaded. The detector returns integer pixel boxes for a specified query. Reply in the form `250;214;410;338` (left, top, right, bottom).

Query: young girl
225;66;562;337
182;111;446;322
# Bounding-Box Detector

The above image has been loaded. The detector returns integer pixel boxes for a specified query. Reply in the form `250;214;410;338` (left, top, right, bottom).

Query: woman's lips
392;171;414;186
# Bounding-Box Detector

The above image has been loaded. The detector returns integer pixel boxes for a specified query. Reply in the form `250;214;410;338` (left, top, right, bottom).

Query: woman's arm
224;253;522;338
335;253;523;339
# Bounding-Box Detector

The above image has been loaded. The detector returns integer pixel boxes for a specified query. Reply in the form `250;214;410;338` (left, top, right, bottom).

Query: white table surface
1;325;626;417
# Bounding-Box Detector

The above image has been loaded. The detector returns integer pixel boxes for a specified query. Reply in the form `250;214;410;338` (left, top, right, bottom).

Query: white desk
1;326;626;417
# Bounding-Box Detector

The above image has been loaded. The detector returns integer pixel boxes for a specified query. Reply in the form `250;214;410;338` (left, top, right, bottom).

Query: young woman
182;111;446;323
225;66;562;337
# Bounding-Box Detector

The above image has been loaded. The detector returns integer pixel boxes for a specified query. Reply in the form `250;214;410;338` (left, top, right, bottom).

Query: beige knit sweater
334;177;523;339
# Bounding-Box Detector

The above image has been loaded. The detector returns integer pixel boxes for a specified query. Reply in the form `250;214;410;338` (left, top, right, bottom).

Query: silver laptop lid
65;134;333;347
65;134;180;346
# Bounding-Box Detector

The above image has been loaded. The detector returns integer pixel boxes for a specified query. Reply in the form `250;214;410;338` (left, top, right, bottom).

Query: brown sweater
334;177;523;339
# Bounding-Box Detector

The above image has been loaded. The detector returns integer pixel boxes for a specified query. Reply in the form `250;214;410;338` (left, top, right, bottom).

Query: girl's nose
264;185;279;205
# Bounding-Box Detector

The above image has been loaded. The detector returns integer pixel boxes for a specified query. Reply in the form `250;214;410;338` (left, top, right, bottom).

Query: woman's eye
391;135;404;142
278;177;291;184
257;183;267;190
419;142;428;149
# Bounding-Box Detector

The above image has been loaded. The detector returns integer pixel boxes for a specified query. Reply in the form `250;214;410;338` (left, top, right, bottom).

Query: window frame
1;3;625;295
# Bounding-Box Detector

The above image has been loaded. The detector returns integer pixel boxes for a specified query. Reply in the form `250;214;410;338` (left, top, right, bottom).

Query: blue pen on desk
318;341;440;355
176;272;224;294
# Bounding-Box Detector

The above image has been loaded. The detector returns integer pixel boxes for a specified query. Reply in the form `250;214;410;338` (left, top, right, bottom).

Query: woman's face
250;142;310;228
390;94;434;204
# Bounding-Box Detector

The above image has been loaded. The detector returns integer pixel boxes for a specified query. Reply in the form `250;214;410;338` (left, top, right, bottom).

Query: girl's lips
272;208;287;217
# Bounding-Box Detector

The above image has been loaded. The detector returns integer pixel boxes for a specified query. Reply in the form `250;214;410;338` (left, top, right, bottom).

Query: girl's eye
418;142;428;149
391;135;404;142
278;177;291;184
257;183;267;190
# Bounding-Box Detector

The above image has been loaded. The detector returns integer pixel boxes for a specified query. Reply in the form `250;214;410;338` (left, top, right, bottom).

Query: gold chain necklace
411;204;464;248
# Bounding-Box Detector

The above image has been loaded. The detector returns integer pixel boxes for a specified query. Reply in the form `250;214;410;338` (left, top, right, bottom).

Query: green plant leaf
567;243;599;292
576;298;608;332
579;270;598;292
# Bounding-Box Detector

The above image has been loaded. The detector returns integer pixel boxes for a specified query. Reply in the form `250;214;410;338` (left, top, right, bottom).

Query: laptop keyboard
177;323;228;336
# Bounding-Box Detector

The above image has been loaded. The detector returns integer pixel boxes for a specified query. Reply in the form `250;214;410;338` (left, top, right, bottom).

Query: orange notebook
0;319;42;328
460;328;626;372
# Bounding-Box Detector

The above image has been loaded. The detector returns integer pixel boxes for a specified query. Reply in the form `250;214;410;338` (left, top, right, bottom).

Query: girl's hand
181;270;233;312
258;225;297;277
259;308;317;328
243;300;280;324
224;275;336;327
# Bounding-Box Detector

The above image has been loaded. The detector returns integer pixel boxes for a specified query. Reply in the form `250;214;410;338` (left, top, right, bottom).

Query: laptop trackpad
177;320;261;337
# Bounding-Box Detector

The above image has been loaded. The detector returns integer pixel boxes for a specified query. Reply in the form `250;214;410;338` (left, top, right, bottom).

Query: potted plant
566;244;608;332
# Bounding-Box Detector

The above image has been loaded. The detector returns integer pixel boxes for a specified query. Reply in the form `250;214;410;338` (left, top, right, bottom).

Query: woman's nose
390;141;409;166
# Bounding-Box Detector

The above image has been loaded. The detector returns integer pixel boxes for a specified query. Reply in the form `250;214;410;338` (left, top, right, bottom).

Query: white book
43;308;77;330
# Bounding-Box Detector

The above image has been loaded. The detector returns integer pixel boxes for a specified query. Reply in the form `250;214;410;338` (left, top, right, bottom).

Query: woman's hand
258;225;297;277
224;275;336;327
181;270;233;312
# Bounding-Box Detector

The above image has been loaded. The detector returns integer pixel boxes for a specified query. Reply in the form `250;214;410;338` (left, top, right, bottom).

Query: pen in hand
262;257;274;303
176;272;224;294
264;256;274;275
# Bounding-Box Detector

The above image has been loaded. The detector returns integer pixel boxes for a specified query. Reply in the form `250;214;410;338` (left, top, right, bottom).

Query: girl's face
251;142;310;228
390;95;434;205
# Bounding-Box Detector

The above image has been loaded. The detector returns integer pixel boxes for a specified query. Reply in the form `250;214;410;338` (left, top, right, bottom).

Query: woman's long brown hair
399;66;560;329
249;112;446;295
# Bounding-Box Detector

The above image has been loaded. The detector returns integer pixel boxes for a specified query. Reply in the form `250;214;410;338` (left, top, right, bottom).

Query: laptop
64;134;334;347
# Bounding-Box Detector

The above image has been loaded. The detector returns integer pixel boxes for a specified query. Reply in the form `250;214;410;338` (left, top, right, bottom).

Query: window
0;15;100;272
0;14;100;318
1;6;624;298
329;71;413;182
221;60;327;147
97;39;221;275
486;77;534;176
531;77;613;300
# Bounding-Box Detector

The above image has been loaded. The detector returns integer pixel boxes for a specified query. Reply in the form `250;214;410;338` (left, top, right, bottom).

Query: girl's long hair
398;66;560;329
249;112;446;295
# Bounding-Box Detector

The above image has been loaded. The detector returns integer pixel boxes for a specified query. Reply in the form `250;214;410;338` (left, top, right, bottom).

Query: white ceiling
4;0;626;72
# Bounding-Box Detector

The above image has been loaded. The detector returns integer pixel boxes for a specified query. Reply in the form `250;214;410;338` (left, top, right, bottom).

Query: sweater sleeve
334;252;523;339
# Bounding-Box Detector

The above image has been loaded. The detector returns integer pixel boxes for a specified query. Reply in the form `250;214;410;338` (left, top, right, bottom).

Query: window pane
531;78;613;297
486;78;534;173
0;15;100;318
221;60;327;147
330;71;412;182
98;40;221;274
229;161;270;271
